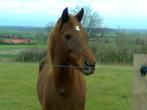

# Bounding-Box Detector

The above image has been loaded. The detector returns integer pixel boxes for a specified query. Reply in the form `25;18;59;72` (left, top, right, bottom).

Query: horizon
0;0;147;29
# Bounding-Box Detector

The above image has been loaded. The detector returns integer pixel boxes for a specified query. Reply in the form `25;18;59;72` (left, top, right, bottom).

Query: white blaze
75;26;80;31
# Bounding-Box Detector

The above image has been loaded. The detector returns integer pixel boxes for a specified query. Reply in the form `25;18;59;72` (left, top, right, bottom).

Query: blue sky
0;0;147;29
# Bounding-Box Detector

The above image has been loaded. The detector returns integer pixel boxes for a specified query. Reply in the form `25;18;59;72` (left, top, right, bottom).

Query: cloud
0;0;78;26
0;0;147;28
0;0;76;15
91;0;147;17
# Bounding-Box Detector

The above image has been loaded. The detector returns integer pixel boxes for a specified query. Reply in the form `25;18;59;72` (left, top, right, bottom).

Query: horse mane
47;17;72;70
47;20;60;68
39;21;62;73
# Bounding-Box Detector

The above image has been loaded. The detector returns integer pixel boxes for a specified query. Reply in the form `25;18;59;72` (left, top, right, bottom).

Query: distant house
2;38;32;44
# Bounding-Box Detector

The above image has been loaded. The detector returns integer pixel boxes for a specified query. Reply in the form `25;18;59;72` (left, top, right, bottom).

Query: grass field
0;45;46;59
0;45;46;51
0;62;132;110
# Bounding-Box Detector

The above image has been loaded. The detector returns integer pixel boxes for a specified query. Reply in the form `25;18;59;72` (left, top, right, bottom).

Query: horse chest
43;73;85;110
45;93;85;110
48;73;85;98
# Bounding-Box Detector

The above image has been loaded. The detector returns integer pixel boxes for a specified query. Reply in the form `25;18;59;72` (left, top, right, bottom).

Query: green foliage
89;31;147;64
0;45;46;60
16;48;47;62
0;62;132;110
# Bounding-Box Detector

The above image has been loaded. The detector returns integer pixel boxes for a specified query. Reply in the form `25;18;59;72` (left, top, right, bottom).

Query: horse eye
64;34;71;40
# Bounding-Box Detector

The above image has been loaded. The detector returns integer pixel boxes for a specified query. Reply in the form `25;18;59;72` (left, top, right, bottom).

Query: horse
37;7;96;110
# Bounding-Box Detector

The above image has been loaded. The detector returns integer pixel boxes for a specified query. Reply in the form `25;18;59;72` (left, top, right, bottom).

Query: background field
0;26;143;110
0;4;146;110
0;26;147;63
0;62;132;110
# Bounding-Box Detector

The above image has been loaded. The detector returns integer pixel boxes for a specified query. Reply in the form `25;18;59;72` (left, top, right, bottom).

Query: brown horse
37;7;96;110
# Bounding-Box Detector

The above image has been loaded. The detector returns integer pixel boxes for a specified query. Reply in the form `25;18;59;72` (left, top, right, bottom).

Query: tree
45;22;54;31
71;5;103;38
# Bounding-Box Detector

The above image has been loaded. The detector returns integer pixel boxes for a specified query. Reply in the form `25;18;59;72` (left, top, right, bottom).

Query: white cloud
0;0;76;16
91;0;147;17
0;0;147;28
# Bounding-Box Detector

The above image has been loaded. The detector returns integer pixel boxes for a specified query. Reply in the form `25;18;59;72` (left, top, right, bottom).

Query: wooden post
133;54;147;110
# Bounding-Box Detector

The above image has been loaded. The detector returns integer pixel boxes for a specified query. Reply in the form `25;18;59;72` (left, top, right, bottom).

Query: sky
0;0;147;29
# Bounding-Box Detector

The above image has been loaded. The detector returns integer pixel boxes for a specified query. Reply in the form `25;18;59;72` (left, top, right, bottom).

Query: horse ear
76;8;84;23
61;7;69;23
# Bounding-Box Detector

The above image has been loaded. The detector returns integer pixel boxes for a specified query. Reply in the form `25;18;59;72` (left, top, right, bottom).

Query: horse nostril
90;62;96;68
84;60;89;65
84;60;96;68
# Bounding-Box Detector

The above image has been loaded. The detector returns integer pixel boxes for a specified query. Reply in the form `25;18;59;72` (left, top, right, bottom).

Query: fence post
133;54;147;110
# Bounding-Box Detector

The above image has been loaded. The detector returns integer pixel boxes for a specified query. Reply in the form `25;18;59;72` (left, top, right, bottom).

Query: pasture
0;45;46;60
0;62;132;110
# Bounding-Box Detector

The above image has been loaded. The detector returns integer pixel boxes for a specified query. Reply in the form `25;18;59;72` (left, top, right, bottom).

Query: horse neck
53;51;75;96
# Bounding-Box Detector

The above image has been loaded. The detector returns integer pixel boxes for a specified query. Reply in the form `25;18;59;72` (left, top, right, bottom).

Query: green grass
0;54;17;58
86;65;132;110
0;45;46;51
0;29;40;38
0;62;132;110
0;62;39;110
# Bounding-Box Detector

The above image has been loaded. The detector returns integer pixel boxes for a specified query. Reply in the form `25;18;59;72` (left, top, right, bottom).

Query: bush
16;48;47;62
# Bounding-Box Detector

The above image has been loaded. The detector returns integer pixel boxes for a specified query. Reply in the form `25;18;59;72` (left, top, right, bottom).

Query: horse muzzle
82;60;96;75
